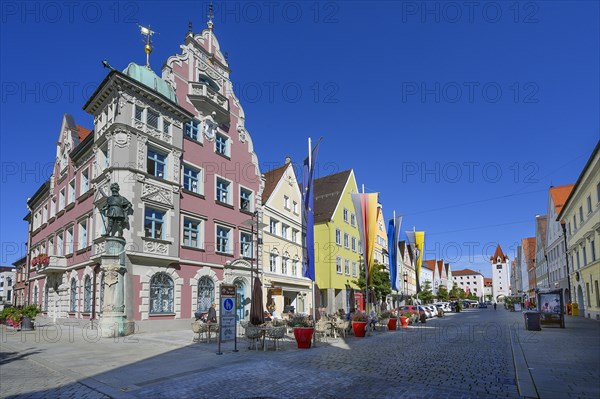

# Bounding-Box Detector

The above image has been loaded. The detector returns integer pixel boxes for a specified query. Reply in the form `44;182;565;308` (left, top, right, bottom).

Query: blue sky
1;1;598;276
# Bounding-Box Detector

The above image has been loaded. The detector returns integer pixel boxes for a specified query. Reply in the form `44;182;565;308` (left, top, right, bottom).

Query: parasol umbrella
349;288;355;312
250;276;264;325
314;282;321;321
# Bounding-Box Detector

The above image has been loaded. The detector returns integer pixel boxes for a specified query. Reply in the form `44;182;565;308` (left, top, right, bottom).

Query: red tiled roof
484;278;492;286
76;125;92;142
490;244;508;262
262;163;289;204
423;260;436;271
522;237;536;264
549;184;575;216
452;268;482;276
437;260;444;276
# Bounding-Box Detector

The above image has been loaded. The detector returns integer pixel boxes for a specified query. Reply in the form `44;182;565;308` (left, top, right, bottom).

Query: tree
485;294;493;301
351;262;391;303
437;285;449;301
417;281;434;303
467;292;478;301
449;283;462;299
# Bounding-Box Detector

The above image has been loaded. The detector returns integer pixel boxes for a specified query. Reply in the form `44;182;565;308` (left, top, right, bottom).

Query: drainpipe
25;205;33;306
560;221;571;304
91;264;99;327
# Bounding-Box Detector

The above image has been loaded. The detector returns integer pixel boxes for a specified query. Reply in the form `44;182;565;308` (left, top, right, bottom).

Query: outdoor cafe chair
245;325;263;351
266;326;287;351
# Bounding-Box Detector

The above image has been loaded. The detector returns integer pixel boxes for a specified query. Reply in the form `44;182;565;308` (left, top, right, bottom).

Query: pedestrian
206;303;217;323
494;303;497;311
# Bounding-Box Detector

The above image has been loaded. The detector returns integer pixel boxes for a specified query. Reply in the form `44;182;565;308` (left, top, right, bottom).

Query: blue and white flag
301;138;321;281
387;215;402;291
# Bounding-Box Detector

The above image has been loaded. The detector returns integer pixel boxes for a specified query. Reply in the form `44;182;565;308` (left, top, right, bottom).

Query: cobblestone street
1;308;599;398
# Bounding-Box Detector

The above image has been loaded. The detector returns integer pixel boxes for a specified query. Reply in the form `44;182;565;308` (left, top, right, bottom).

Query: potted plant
288;314;314;349
380;310;396;330
21;305;39;330
351;311;368;337
399;312;412;328
5;308;22;329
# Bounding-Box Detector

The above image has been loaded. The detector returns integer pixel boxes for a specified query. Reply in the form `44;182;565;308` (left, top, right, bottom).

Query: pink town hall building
24;20;263;332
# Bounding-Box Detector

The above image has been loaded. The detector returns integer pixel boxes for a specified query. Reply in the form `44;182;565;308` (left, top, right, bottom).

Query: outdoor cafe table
256;325;276;351
201;323;219;344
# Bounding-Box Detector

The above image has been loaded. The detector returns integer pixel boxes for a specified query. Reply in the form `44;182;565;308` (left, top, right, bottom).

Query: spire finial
139;24;156;68
188;20;193;35
207;1;214;30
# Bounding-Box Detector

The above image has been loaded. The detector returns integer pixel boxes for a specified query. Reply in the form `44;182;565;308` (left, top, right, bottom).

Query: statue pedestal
98;237;131;337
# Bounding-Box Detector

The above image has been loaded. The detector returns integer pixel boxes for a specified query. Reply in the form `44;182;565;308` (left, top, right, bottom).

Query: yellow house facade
313;169;361;313
261;160;312;315
374;206;388;267
558;141;600;320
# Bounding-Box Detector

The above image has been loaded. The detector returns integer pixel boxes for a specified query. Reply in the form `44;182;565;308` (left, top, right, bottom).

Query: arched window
33;285;38;306
99;273;105;313
70;278;77;312
83;276;92;313
44;284;49;311
197;276;214;313
150;272;174;314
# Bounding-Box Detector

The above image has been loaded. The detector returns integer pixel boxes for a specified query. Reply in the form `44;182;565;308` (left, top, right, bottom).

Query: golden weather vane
138;24;157;67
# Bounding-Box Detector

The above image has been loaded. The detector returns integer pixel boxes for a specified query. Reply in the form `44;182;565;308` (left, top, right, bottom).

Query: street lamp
403;272;408;303
242;212;267;296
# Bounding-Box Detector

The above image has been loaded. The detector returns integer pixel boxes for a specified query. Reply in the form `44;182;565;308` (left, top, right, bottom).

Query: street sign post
217;284;238;355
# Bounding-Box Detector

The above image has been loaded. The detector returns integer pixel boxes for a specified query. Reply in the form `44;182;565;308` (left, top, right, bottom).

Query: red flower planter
399;316;410;328
352;321;367;337
293;327;314;349
387;318;397;331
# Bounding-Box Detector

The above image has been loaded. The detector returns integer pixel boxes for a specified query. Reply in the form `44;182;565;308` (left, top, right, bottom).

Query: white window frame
335;229;341;245
59;188;66;211
240;231;253;258
79;219;88;249
343;208;348;223
182;215;204;249
48;236;54;256
269;219;278;235
215;224;233;255
215;132;231;157
336;257;342;274
352;237;357;252
239;185;254;212
184;119;202;142
50;197;56;218
144;207;166;240
284;195;290;210
80;168;89;195
147;147;168;180
215;175;233;205
293;201;298;214
65;226;74;255
182;163;203;195
344;233;349;249
344;259;350;275
68;179;76;204
281;224;289;240
269;253;278;273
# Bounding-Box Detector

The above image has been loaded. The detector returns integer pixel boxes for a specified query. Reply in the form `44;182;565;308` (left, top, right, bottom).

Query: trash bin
523;311;541;331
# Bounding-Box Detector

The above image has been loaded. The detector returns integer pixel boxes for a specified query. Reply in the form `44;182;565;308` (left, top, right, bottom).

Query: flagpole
308;137;318;347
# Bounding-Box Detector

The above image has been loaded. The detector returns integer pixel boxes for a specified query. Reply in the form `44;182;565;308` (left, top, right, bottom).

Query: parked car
391;306;419;316
478;302;488;308
434;302;451;312
425;305;438;317
418;305;433;318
